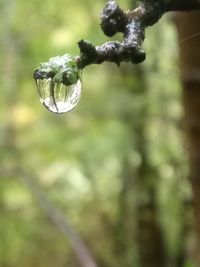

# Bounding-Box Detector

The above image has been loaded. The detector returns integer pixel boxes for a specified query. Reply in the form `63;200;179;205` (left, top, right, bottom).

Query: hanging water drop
34;54;82;114
36;78;82;114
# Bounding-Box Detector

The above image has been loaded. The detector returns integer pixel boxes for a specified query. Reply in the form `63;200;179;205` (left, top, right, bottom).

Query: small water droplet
36;78;82;114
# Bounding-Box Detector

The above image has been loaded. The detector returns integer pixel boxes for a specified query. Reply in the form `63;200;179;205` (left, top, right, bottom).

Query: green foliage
36;54;80;85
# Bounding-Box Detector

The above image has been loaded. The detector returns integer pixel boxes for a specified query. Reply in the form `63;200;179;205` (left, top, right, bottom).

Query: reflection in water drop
36;78;82;114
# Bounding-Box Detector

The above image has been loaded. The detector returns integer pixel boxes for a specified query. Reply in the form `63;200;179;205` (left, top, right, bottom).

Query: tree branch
20;171;98;267
76;0;200;68
34;0;200;81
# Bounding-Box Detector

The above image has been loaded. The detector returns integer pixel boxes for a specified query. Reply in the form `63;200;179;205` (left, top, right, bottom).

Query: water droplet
36;78;82;114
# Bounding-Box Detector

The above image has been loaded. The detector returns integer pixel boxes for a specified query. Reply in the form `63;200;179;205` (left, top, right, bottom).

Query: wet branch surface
76;0;200;68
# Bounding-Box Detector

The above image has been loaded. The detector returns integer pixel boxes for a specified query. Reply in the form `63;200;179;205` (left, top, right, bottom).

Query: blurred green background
0;0;194;267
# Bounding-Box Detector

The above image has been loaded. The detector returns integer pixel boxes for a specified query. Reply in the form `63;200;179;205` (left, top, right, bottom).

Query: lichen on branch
34;0;200;81
76;0;200;68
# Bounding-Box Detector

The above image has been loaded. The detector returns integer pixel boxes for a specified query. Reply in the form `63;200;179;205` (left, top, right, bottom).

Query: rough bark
34;0;200;83
175;11;200;265
76;0;200;68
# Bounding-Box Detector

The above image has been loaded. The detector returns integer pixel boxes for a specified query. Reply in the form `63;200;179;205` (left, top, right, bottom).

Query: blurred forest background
0;0;197;267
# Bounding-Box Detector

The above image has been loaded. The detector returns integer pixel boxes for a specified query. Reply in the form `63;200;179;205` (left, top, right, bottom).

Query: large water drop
36;78;82;114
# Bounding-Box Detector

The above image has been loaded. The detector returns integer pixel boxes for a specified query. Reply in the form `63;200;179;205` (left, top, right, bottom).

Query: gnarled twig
76;0;200;68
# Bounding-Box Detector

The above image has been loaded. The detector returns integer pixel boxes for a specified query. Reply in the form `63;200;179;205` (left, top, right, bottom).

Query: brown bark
175;11;200;265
